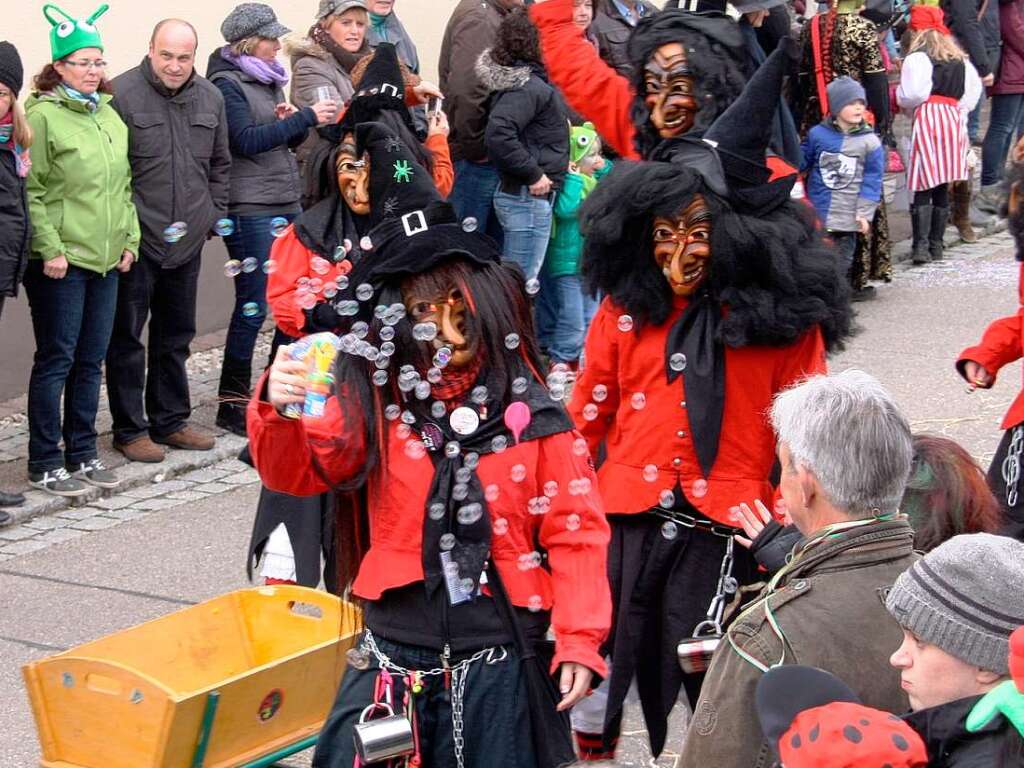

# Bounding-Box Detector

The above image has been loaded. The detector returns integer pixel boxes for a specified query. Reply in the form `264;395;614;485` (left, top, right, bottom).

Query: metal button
673;457;682;467
680;401;687;408
676;430;686;438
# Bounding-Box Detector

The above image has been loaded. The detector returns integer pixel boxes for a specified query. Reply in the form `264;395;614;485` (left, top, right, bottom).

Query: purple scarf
220;45;289;87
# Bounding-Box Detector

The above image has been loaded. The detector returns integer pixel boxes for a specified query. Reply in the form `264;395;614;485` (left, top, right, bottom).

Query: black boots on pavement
911;204;949;265
216;354;252;438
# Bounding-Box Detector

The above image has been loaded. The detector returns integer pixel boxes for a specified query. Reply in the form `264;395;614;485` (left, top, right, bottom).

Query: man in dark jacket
108;19;231;463
679;370;917;768
438;0;522;236
888;533;1024;766
942;0;995;82
591;0;659;77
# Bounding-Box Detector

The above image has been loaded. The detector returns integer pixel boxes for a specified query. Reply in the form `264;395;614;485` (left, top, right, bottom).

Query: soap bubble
372;370;389;387
405;440;427;460
661;521;679;541
460;578;475;594
224;259;242;278
543;481;559;498
630;392;647;410
429;502;446;521
396;423;412;439
214;218;234;237
311;256;331;275
430;401;446;419
242;302;260;317
335;275;349;290
493;516;509;535
356;283;374;302
464;453;480;470
380;329;396;344
572;438;588;456
491;435;508;454
582;403;598;421
163;221;187;243
455;468;472;484
333;245;347;261
592;384;608;403
414;380;432;400
525;278;541;296
457;503;483;525
337;300;360;316
413;322;438;342
471;386;488;405
461;216;478;233
643;464;658;482
512;377;529;395
360;236;373;252
433;348;453;369
548;385;565;401
322;283;338;299
566;513;581;532
692;478;708;499
528;497;551;515
384;404;401;421
352;321;369;339
617;314;634;332
659;489;675;508
527;595;543;612
262;259;277;275
308;277;323;293
669;353;687;372
504;333;520;350
510;464;527;483
445;441;461;458
426;367;443;384
383;303;406;326
295;292;316;311
270;217;289;237
485;484;500;503
440;533;456;551
401;409;417;425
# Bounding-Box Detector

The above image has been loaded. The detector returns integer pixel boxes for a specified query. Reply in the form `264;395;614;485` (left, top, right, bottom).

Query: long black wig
579;159;853;352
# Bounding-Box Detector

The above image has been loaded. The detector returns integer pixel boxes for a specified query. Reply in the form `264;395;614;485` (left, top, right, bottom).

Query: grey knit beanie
221;3;291;44
886;533;1024;675
826;76;866;117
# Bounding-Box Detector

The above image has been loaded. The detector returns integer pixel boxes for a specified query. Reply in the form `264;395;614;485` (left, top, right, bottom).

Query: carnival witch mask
644;43;698;139
402;269;475;370
653;195;711;296
336;132;371;216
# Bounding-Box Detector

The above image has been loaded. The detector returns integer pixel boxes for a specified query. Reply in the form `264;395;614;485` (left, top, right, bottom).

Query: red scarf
430;358;482;405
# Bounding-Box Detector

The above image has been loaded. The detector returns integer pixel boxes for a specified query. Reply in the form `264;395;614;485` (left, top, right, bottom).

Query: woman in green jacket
23;4;139;497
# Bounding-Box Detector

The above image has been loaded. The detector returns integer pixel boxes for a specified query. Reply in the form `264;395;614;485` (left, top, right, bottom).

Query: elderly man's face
777;442;814;534
644;42;698;139
889;628;1002;711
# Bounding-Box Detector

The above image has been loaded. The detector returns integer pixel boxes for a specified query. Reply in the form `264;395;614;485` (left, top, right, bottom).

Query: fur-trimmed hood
285;36;332;65
475;49;533;94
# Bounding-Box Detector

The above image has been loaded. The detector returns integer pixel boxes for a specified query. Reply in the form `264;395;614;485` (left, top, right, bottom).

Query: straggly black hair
1004;159;1024;260
626;11;749;158
580;160;852;352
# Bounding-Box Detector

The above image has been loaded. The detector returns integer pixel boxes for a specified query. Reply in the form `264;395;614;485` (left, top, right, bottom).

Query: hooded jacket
111;58;231;268
904;694;1019;767
801;117;884;233
479;51;569;193
0;142;29;298
24;88;140;274
679;519;917;768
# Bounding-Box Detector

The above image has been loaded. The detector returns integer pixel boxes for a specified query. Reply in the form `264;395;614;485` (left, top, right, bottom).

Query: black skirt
247;486;337;592
601;510;758;757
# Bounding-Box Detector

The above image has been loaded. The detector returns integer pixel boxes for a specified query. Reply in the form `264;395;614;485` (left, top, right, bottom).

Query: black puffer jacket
479;51;569;194
903;694;1024;767
0;146;29;300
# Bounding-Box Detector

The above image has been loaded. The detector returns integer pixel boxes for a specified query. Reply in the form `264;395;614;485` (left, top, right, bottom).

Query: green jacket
25;88;140;274
544;163;610;279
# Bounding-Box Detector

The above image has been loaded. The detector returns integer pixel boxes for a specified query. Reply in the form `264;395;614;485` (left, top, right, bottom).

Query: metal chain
649;507;741;539
692;537;738;636
362;630;496;678
451;663;469;768
1003;426;1024;508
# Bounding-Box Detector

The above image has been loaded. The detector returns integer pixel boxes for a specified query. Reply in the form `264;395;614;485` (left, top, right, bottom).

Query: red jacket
570;297;827;524
247;379;612;676
957;262;1024;429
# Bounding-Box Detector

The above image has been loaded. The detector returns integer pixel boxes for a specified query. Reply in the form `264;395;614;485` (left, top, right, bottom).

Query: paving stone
179;468;230;484
69;516;122;531
149;480;192;494
220;470;259;486
90;496;137;511
0;525;44;541
54;507;107;521
22;516;73;530
35;528;88;545
132;498;181;511
122;485;171;500
193;482;232;495
0;553;14;563
164;491;209;502
101;508;151;521
0;539;48;556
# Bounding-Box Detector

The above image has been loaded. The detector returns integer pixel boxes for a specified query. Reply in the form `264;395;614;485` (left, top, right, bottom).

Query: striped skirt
908;98;970;192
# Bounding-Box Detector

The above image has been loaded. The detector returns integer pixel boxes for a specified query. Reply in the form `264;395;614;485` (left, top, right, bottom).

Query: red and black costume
569;44;852;758
249;122;611;768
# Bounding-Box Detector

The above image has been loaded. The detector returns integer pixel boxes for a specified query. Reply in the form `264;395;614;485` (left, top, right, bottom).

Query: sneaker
69;458;120;489
975;185;1003;216
29;467;89;497
114;436;166;463
153;425;215;451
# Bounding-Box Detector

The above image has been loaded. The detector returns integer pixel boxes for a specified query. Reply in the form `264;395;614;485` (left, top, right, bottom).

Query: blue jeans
23;262;119;473
492;188;553;281
982;94;1024;186
221;213;296;363
830;231;858;282
450;160;504;246
537;271;599;364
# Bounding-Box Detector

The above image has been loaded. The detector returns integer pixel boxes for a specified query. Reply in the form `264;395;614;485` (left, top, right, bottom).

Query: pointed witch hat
337;43;416;135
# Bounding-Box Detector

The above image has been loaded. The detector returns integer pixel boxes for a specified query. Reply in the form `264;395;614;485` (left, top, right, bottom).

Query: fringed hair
627;16;747;158
580;160;853;351
322;257;545;596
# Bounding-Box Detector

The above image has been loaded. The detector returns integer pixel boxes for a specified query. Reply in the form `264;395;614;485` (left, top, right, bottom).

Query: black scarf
665;290;725;477
293;194;367;263
420;378;573;600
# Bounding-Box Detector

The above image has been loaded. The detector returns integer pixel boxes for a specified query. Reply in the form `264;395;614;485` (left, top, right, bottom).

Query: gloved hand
305;301;342;333
966;680;1024;736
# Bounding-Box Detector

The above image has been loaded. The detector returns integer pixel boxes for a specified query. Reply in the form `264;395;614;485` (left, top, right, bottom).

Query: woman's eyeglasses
63;60;108;71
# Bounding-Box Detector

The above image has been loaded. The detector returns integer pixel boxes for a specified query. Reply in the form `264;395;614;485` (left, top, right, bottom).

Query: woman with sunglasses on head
23;4;140;498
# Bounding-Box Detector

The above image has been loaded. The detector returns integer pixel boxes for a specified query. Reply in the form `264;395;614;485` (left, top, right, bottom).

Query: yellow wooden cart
22;585;360;768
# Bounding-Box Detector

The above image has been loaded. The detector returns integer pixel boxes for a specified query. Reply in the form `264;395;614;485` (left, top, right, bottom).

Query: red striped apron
908;94;970;192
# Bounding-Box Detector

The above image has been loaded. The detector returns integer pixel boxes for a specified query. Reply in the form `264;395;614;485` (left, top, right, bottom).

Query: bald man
107;19;231;464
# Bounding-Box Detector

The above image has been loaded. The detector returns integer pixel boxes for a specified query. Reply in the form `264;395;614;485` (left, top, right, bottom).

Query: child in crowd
898;4;982;265
537;122;610;376
801;76;884;291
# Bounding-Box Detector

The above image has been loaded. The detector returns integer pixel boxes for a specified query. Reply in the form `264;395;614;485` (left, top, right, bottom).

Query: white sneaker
29;467;89;497
69;458;120;489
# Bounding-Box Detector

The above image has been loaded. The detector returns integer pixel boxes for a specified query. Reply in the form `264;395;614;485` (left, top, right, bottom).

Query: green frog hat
570;122;601;166
42;3;108;62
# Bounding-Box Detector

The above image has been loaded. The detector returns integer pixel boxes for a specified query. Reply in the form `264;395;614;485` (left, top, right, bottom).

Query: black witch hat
336;43;416;136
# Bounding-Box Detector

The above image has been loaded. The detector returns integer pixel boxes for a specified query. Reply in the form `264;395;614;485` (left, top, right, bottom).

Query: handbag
487;563;577;768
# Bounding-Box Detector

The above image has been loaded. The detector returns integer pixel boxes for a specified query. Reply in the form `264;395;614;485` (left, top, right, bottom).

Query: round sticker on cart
258;689;284;722
449;407;480;436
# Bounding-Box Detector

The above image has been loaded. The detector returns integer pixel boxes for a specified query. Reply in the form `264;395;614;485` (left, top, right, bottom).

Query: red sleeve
247;371;368;495
425;132;455;198
535;430;611;678
530;0;640;160
957;311;1024;383
775;326;828;392
568;299;621;457
266;227;314;339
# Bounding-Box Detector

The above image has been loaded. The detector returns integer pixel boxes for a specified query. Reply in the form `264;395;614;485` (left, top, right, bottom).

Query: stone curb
3;433;248;529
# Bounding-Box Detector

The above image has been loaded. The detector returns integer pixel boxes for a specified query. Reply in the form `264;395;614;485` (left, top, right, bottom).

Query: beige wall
8;0;461;88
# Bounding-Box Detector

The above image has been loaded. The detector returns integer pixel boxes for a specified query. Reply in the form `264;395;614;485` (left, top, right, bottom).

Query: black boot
911;204;932;265
216;354;252;437
929;206;949;262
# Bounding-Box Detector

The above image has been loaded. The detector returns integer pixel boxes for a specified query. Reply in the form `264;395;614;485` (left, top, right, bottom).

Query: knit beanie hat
42;4;107;62
886;533;1024;675
0;42;24;95
827;76;866;116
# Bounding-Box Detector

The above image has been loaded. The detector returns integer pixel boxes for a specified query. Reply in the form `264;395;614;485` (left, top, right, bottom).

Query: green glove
966;680;1024;736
